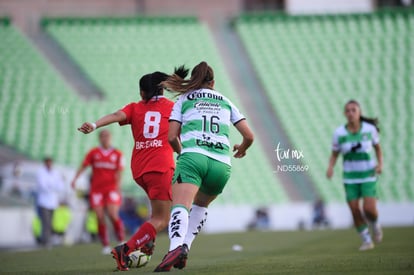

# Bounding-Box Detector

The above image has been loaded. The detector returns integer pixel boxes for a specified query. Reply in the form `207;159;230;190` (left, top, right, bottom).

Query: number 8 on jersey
144;111;161;138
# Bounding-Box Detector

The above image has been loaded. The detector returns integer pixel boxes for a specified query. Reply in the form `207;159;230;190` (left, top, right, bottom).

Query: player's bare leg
112;200;171;271
348;200;374;251
363;197;382;243
148;200;171;232
124;200;170;254
94;206;111;254
107;203;125;243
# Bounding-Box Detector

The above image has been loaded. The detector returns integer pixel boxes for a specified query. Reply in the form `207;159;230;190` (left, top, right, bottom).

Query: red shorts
89;189;122;208
135;169;173;201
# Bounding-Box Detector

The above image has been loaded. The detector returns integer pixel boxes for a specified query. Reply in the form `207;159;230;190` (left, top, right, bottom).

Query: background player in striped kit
77;67;188;271
154;62;254;272
326;99;383;251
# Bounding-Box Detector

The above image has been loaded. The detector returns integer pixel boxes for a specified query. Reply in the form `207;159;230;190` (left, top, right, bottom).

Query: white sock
184;205;208;250
370;220;381;231
359;228;372;243
168;205;189;251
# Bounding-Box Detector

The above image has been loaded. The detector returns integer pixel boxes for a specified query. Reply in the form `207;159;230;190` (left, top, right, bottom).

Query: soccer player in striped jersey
326;100;383;251
154;61;254;272
77;67;189;270
71;130;125;255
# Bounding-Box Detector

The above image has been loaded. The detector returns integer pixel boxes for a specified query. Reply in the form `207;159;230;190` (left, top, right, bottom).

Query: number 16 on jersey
202;115;220;134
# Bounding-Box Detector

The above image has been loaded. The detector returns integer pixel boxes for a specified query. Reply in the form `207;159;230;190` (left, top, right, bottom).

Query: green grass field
1;227;413;274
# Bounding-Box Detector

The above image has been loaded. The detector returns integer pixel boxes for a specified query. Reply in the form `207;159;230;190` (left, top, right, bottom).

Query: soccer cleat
373;227;383;243
101;246;112;255
140;240;155;256
154;245;188;272
173;244;189;269
359;242;374;251
111;244;129;271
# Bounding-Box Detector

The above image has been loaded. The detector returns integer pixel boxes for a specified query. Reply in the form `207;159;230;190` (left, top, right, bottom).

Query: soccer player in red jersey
71;130;125;254
77;67;188;270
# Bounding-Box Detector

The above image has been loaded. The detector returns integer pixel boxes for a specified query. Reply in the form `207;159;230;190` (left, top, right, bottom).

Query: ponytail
345;99;380;132
174;65;189;79
360;116;380;133
162;61;214;95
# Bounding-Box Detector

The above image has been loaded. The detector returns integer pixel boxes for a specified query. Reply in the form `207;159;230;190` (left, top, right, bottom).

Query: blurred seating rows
0;17;288;204
236;9;414;202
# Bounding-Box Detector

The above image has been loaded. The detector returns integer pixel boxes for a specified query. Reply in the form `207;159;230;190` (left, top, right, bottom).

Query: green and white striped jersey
332;122;379;184
170;88;245;166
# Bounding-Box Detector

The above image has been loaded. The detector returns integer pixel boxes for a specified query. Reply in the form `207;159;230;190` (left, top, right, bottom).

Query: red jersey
119;96;175;179
82;147;124;192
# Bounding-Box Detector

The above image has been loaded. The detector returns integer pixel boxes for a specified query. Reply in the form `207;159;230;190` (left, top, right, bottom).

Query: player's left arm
115;154;125;188
114;170;122;189
71;152;91;189
374;143;382;174
78;111;127;134
229;100;253;158
233;119;254;158
372;126;382;174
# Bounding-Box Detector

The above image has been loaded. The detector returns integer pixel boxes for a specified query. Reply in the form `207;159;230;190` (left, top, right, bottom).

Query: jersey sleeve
371;126;380;145
118;103;133;126
82;150;94;167
169;96;183;123
229;100;246;125
331;130;340;152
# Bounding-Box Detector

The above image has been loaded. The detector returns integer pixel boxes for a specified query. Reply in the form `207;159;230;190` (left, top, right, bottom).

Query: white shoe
359;242;374;251
101;246;112;255
373;227;383;243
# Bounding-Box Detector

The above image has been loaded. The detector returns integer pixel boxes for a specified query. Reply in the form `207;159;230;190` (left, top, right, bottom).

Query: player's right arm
70;163;88;189
168;120;182;155
168;96;183;155
326;129;340;179
326;151;339;179
71;150;93;189
78;111;127;134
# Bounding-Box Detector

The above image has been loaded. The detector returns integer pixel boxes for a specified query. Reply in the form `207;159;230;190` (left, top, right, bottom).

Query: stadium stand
0;17;88;165
236;9;414;202
0;17;289;204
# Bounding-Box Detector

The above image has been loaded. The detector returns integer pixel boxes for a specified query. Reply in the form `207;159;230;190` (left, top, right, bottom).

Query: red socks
99;219;124;246
113;218;125;242
98;223;109;246
126;222;157;254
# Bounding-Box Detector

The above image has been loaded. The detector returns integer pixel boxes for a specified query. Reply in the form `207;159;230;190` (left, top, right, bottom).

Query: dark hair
162;61;214;94
139;66;189;102
43;156;53;162
345;99;380;132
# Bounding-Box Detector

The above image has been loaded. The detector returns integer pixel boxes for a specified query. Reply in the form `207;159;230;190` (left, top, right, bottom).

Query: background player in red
72;130;124;254
77;66;189;270
71;129;125;254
